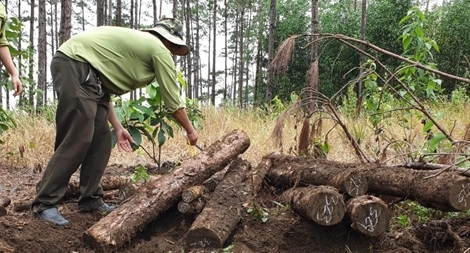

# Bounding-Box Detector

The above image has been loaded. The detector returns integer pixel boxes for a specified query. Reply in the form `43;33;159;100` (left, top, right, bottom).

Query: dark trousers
32;51;112;212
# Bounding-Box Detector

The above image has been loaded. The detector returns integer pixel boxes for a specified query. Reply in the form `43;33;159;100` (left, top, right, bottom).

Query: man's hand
186;131;198;146
11;75;22;96
115;128;135;152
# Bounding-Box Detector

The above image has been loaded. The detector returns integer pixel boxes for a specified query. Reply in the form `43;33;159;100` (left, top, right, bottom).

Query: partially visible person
0;1;22;96
32;17;198;226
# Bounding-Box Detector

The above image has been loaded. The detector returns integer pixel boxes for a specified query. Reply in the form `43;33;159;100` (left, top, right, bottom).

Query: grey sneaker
35;207;70;226
95;203;117;213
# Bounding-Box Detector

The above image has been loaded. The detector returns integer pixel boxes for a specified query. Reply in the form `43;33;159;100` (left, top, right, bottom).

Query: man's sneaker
95;203;117;213
35;207;70;226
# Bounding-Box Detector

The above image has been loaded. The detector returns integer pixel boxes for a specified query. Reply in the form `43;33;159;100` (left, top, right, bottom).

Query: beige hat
142;18;189;56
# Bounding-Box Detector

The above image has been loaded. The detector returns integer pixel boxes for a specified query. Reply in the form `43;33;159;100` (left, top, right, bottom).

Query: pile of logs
78;130;470;252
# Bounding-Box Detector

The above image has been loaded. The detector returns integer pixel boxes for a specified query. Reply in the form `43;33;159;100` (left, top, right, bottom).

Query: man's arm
172;108;198;145
108;101;134;152
0;46;22;96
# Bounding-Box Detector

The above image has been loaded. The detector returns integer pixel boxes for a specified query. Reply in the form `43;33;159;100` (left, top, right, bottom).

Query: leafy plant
0;108;16;144
246;204;269;223
129;165;150;183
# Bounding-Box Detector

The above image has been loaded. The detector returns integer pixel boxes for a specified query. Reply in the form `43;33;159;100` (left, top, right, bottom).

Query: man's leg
78;93;114;212
32;53;101;224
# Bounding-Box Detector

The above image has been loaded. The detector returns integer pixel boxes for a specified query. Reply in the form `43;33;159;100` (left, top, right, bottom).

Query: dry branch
83;130;251;252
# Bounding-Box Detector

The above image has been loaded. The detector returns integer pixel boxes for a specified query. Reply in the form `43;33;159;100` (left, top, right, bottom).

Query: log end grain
186;228;223;248
449;181;470;211
343;174;368;197
310;192;346;226
347;196;391;237
82;231;117;253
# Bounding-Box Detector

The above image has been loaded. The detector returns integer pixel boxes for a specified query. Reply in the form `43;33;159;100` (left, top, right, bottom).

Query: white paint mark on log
458;183;470;207
357;207;381;232
348;177;360;196
316;196;339;224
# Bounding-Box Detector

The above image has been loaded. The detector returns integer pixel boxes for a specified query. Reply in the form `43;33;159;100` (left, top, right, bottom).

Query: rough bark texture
251;157;273;196
360;165;470;211
83;130;250;252
186;158;252;248
267;155;470;211
280;185;346;226
346;195;391;237
266;154;368;196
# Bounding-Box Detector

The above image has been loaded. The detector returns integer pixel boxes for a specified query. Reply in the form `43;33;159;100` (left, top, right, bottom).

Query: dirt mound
0;165;469;253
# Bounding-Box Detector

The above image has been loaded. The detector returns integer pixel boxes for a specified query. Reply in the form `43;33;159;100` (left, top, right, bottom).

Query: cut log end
343;174;368;197
310;192;346;226
449;182;470;211
347;196;391;237
186;228;222;248
182;185;209;203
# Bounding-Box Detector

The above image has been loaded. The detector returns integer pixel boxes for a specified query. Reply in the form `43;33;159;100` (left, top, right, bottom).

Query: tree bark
58;0;71;46
346;195;391;237
266;154;368;196
186;158;252;248
280;185;346;226
267;155;470;211
83;130;250;252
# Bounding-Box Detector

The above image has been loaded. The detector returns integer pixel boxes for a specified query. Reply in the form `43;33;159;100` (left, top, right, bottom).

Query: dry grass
1;102;470;171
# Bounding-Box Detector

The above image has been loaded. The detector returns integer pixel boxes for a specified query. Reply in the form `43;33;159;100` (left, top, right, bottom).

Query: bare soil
1;162;470;253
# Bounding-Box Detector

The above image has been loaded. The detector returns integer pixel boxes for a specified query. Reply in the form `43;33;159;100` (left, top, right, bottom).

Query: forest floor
1;162;470;253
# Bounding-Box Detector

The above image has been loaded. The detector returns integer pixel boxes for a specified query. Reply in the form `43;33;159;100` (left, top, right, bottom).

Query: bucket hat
142;18;189;56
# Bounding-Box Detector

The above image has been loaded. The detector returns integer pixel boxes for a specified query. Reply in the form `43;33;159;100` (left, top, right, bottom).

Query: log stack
83;129;251;252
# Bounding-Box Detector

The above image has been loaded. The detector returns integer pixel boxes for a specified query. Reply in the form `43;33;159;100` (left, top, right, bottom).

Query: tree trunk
280;185;346;226
28;0;35;109
267;155;470;211
210;0;217;106
37;0;47;108
266;154;368;197
58;0;71;46
186;158;252;248
346;195;391;237
266;0;276;104
97;0;105;26
83;130;250;252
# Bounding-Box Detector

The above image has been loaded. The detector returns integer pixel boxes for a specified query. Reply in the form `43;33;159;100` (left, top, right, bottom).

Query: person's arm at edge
0;46;22;96
108;101;134;152
172;108;198;145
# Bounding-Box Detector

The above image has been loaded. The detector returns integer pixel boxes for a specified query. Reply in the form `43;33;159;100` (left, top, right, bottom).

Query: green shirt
0;1;9;47
58;26;185;113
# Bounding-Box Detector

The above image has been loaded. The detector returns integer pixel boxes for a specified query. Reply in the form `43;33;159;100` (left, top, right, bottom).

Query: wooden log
268;155;470;211
345;195;391;237
83;129;250;252
182;185;209;203
186;158;252;248
266;154;368;196
177;199;206;214
280;185;346;226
